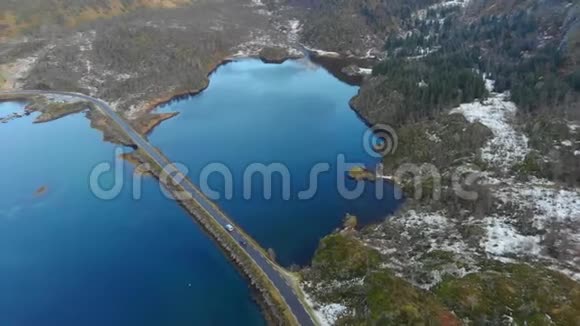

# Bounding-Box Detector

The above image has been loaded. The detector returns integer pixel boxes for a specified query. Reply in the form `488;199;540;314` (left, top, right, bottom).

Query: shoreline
138;59;234;116
138;50;376;130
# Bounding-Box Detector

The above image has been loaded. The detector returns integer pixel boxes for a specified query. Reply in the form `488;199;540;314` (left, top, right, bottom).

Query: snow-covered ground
408;46;441;59
315;304;347;326
288;19;301;44
364;79;580;290
300;72;580;324
483;216;542;256
361;208;481;290
76;31;106;97
494;178;580;229
302;45;341;58
301;288;347;326
413;0;471;21
481;178;580;278
40;94;84;104
450;87;529;172
448;80;580;273
432;0;472;9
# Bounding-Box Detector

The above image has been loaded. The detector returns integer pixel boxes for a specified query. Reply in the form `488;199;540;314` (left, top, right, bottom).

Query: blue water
152;59;400;266
0;102;265;325
0;59;400;325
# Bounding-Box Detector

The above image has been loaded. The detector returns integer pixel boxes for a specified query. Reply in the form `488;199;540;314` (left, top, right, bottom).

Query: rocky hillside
0;0;191;38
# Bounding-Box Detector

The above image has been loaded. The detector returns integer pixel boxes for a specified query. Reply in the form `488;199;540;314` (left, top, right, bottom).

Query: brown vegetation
130;112;179;136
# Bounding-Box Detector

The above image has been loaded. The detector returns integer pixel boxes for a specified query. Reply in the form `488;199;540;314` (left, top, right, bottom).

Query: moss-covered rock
311;234;380;282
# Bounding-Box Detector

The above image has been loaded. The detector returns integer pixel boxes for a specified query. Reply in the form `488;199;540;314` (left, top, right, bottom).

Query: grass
306;234;459;325
311;234;381;281
360;270;458;325
305;232;580;325
435;263;580;325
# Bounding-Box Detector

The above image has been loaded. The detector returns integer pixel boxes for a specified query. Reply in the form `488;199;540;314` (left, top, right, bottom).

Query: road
1;90;317;326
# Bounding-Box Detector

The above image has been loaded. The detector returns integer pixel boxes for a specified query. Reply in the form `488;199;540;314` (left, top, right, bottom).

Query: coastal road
1;90;317;326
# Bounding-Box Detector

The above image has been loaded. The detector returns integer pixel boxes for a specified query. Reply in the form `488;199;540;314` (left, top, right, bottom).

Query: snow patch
287;19;302;44
479;176;580;270
408;46;440;59
301;289;347;326
414;0;472;21
401;210;448;227
316;304;347;326
450;88;529;171
76;31;100;96
303;45;341;58
41;94;83;104
431;0;472;9
493;178;580;229
426;130;441;143
358;68;373;75
483;216;542;256
552;267;580;282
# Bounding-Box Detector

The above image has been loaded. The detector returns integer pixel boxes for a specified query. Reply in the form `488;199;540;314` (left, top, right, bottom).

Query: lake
151;59;399;266
0;58;399;325
0;101;264;325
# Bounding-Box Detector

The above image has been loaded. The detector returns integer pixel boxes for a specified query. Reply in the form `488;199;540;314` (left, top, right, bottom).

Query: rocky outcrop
259;47;296;64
